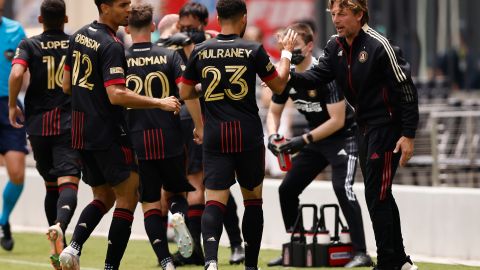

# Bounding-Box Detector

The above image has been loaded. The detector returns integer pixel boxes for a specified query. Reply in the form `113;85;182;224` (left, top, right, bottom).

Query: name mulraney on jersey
198;48;252;60
293;99;323;113
74;34;100;51
127;55;167;67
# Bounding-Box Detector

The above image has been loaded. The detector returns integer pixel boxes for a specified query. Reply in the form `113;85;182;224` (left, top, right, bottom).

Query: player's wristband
281;50;292;61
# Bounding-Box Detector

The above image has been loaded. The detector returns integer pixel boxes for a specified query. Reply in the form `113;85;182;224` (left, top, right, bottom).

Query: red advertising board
161;0;316;59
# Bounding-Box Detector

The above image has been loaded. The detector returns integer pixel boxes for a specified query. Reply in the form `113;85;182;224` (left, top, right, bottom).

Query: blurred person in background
265;22;371;268
0;0;27;252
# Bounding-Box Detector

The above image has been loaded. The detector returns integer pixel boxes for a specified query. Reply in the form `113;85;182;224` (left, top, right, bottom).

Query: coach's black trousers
357;124;407;269
278;135;367;253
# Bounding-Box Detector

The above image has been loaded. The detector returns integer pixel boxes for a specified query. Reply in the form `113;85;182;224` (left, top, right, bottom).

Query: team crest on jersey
110;67;124;75
359;51;368;63
337;50;343;57
308;89;317;98
181;65;186;71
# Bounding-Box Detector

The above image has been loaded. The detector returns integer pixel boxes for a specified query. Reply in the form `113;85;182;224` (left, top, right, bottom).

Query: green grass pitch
0;233;478;270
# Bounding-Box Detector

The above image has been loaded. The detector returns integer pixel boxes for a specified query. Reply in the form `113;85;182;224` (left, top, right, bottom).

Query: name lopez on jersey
198;48;252;60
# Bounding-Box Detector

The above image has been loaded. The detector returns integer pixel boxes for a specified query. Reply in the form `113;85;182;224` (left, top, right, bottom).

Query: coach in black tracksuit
286;1;419;270
266;22;371;268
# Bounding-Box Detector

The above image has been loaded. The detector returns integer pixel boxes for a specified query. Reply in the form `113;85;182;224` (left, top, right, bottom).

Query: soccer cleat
399;256;418;270
345;252;373;268
59;245;80;270
172;243;205;266
171;213;193;258
0;222;14;251
47;224;64;269
229;245;245;264
164;261;176;270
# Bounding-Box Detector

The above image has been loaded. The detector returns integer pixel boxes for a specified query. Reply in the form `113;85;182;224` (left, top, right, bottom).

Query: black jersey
125;42;184;160
65;21;128;150
182;34;278;153
272;57;355;138
12;30;71;136
156;36;194;121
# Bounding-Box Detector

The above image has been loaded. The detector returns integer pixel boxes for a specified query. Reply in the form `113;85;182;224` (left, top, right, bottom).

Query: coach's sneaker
0;222;14;251
229;245;245;264
47;224;64;269
345;252;373;267
59;245;80;270
399;256;418;270
171;213;193;258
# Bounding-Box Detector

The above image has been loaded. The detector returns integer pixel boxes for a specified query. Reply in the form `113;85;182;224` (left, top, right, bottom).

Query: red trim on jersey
145;130;151;160
72;111;85;149
175;77;182;85
104;78;126;88
143;131;148;160
261;70;279;82
179;77;197;86
64;64;70;71
159;129;165;159
238;121;243;152
12;59;28;68
234;121;238;152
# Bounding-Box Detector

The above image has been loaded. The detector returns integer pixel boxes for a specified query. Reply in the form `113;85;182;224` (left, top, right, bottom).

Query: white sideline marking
0;258;100;270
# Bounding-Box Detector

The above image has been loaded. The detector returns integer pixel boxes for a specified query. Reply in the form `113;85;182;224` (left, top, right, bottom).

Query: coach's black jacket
289;24;419;138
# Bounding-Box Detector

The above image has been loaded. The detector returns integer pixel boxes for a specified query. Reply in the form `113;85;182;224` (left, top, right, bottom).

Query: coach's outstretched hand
279;135;307;155
158;96;181;113
281;28;298;52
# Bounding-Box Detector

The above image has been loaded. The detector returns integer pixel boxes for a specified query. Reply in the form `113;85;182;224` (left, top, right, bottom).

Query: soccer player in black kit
160;3;247;265
59;1;180;270
8;1;80;268
286;1;419;269
180;0;297;269
265;23;371;268
124;4;202;269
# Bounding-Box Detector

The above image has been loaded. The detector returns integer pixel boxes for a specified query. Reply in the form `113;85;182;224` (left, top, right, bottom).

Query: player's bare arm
8;64;27;128
106;84;180;112
62;69;72;95
264;28;298;94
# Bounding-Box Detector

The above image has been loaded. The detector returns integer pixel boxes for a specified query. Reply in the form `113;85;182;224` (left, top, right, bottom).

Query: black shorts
203;145;265;191
0;98;28;155
29;133;82;182
80;139;138;187
138;154;195;203
181;118;203;174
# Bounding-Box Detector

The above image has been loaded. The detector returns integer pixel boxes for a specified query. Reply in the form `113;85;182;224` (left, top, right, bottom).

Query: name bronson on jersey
293;99;323;113
74;33;100;51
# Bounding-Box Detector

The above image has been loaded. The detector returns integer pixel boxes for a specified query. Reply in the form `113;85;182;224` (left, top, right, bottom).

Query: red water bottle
273;135;292;171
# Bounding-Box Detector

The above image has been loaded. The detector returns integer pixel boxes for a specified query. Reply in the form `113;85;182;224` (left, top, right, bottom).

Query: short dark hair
41;0;66;29
128;3;152;28
94;0;115;13
216;0;246;20
288;23;314;44
179;2;209;26
328;0;369;25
